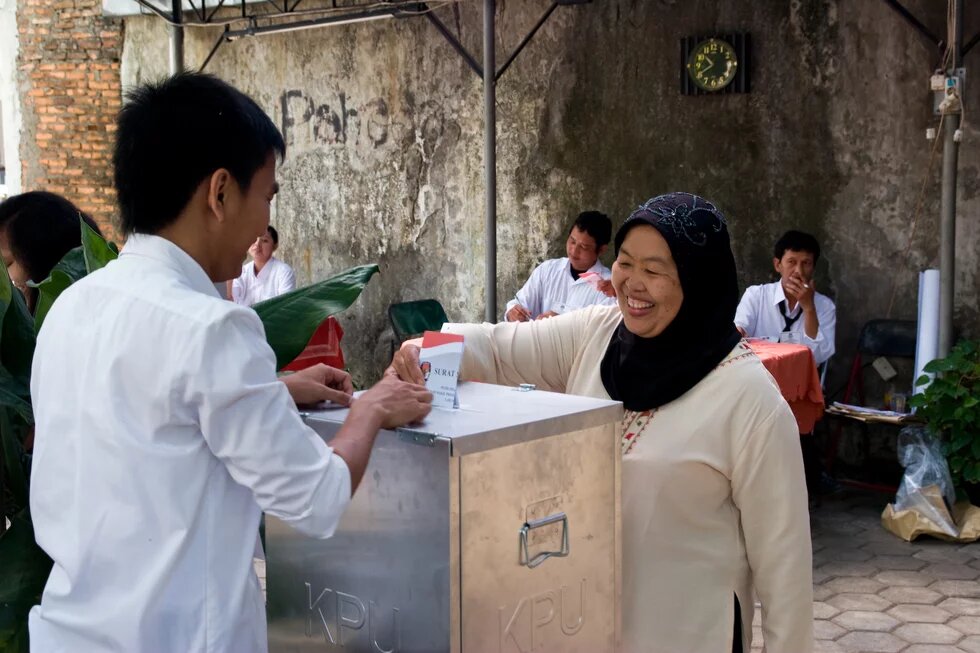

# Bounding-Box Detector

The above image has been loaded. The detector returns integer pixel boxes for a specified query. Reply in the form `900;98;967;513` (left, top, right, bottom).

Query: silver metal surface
459;423;618;652
302;382;622;457
267;382;622;652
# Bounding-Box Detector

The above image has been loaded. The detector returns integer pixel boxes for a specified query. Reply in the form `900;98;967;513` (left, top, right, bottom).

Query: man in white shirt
28;73;432;653
734;230;836;366
231;225;296;306
505;210;617;321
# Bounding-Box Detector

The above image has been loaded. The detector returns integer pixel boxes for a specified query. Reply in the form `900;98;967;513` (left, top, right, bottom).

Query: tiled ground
752;491;980;652
256;491;980;652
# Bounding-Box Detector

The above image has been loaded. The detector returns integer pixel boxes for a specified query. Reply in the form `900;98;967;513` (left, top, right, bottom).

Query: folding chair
825;319;917;492
388;299;449;356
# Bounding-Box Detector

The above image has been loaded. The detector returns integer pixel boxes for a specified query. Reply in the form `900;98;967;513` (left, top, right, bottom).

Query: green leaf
0;266;36;392
924;358;957;373
966;396;980;408
0;509;52;652
0;408;28;511
253;264;379;370
81;219;118;274
914;374;932;387
31;270;74;335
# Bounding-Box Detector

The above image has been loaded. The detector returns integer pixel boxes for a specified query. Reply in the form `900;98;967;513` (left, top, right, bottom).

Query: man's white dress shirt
232;255;296;306
29;234;351;653
505;257;615;320
734;280;836;365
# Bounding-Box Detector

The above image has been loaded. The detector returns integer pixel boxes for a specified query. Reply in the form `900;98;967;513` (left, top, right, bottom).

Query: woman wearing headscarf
390;193;813;652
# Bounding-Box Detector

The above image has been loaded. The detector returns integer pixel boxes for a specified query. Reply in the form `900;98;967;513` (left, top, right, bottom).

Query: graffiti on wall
280;89;391;149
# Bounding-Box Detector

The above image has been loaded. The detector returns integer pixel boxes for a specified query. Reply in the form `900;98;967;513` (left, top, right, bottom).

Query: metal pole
483;0;497;323
938;0;962;357
169;0;185;75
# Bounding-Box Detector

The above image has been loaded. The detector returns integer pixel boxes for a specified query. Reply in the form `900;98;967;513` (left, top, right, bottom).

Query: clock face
686;38;738;92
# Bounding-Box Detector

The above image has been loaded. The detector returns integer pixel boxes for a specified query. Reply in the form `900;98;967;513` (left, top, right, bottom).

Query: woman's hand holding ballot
387;338;426;385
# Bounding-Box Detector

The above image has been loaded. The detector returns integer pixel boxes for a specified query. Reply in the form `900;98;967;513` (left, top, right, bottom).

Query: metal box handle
519;512;569;568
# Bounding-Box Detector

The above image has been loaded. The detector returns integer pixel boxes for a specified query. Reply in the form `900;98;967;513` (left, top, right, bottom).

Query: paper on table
419;331;464;409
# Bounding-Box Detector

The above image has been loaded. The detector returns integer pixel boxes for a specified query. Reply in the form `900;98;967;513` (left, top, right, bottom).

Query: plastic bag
892;426;957;537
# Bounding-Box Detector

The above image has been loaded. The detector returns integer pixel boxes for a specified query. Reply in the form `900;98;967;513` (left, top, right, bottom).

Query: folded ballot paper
419;331;464;409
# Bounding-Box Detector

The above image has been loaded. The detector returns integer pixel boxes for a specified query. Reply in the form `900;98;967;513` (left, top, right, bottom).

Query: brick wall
17;0;123;241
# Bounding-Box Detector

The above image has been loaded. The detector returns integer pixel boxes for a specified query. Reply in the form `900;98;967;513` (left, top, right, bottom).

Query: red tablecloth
748;341;825;433
281;317;345;372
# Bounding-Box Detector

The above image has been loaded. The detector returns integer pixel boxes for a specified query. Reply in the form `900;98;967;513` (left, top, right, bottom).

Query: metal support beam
424;11;483;78
495;2;557;81
483;0;497;322
881;0;943;51
169;0;185;74
938;0;963;357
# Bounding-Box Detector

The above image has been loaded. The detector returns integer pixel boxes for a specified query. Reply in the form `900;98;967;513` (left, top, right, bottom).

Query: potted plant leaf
909;339;980;505
0;221;378;651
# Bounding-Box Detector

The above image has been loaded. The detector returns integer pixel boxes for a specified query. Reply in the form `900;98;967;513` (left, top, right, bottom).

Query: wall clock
680;34;751;95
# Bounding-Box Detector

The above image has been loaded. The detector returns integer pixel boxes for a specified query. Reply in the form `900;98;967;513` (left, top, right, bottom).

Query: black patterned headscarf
599;192;742;411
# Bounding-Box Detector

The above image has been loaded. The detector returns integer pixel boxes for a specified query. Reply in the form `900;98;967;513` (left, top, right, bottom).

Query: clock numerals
686;38;738;92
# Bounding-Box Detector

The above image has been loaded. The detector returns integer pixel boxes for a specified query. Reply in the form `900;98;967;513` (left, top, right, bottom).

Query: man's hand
331;375;433;493
784;274;816;312
351;376;433;430
386;339;425;385
506;304;532;322
535;311;559;320
596;279;616;298
736;326;747;337
280;363;354;407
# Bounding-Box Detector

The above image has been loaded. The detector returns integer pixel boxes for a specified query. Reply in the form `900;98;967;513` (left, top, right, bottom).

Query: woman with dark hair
390;193;813;652
0;190;102;313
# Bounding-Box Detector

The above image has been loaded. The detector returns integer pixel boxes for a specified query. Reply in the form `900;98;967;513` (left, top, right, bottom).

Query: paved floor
256;491;980;652
752;491;980;653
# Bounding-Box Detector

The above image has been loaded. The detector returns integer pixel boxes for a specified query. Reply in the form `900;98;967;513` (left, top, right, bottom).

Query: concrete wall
120;0;980;389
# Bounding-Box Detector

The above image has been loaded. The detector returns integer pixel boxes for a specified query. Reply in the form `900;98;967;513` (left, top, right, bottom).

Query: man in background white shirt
28;73;432;653
734;230;836;366
505;210;617;321
231;224;296;306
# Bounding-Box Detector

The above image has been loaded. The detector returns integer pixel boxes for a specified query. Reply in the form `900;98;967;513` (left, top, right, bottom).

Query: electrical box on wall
933;68;966;115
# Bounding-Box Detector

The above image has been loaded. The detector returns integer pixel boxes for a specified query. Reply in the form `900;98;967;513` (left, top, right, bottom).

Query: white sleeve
190;309;351;539
804;298;836;365
443;308;592;391
231;269;246;305
732;405;814;653
733;286;758;334
508;263;545;320
277;263;297;295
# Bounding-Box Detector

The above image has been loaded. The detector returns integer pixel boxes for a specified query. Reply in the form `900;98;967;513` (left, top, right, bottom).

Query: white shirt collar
121;233;221;298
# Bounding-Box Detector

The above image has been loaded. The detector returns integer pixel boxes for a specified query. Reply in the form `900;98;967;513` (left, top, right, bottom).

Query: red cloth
281;317;345;372
748;341;825;433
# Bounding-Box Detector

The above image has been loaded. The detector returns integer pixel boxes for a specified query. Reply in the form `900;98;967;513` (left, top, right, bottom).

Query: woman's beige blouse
444;304;813;653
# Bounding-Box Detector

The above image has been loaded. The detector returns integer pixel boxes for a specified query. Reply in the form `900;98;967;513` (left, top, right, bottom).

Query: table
748;340;825;433
280;316;345;372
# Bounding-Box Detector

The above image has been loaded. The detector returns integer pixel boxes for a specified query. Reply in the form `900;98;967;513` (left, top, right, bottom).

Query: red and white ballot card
419;331;464;409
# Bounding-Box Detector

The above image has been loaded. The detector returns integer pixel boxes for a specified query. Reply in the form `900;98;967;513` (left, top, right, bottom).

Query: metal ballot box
266;381;622;653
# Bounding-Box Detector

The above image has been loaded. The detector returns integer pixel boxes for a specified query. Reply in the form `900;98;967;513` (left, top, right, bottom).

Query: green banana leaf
30;248;86;335
0;408;27;512
253;264;380;370
0;509;53;653
81;220;118;274
0;265;36;398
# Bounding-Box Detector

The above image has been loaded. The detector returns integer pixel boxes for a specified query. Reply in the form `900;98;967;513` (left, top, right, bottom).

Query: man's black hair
113;72;285;235
0;191;102;283
572;210;612;248
266;225;279;246
774;230;820;263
